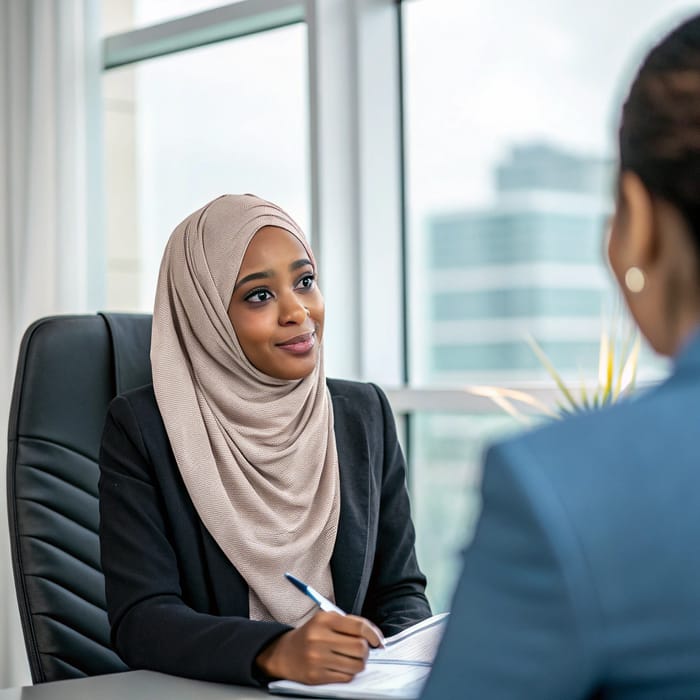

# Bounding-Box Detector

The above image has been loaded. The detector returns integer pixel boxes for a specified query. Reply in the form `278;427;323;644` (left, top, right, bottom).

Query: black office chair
6;313;152;682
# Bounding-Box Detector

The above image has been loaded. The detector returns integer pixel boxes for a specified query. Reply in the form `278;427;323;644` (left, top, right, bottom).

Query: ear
619;171;659;267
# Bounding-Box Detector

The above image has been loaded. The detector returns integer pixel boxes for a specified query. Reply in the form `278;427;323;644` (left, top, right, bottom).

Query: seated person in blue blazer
422;13;700;700
98;194;430;687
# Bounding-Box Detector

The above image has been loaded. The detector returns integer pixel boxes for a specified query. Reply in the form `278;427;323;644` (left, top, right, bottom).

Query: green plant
469;317;641;424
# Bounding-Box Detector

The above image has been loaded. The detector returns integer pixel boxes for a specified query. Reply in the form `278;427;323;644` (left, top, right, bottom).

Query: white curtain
0;0;101;688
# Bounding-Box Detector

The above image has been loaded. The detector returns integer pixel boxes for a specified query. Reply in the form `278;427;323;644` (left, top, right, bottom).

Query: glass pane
102;0;242;35
401;0;691;387
409;412;524;612
102;23;309;311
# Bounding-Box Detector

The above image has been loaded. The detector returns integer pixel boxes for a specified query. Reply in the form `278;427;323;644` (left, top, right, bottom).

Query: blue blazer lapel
329;392;372;615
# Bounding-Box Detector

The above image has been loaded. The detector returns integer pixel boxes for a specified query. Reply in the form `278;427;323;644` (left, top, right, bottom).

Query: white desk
0;670;307;700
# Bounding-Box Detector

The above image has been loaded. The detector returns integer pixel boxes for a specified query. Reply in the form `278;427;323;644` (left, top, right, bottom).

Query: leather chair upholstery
7;313;152;682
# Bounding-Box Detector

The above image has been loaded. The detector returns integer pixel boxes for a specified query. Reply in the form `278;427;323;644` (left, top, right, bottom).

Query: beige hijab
151;194;340;626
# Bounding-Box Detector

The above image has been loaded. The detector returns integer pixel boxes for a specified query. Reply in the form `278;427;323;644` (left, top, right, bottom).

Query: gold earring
625;267;645;293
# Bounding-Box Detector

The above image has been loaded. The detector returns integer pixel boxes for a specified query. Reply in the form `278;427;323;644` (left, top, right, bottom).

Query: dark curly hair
620;14;700;248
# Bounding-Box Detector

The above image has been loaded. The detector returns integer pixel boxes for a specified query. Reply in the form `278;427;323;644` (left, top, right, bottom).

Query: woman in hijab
98;194;431;687
420;12;700;699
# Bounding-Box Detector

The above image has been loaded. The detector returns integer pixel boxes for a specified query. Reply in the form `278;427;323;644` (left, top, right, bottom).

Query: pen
285;572;385;649
284;572;347;615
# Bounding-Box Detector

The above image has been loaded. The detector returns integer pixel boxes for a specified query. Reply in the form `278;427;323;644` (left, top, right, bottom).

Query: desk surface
0;670;301;700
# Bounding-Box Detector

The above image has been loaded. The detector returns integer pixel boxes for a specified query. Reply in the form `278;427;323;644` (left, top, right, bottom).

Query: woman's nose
279;293;308;325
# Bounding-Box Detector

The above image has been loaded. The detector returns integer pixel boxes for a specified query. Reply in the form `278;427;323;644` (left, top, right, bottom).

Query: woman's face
227;226;324;379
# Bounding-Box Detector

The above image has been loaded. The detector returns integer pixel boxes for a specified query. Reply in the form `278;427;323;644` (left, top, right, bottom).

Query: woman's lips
276;332;316;355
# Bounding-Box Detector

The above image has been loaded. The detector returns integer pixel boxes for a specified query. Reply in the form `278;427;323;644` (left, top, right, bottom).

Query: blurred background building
425;142;612;384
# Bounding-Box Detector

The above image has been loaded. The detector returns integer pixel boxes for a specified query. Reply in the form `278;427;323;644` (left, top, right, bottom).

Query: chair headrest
100;312;152;394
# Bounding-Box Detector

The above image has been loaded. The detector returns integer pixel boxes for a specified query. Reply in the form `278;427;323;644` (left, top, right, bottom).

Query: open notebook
268;613;449;699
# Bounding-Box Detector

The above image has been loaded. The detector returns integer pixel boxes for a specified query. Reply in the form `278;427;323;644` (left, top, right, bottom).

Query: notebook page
268;664;430;699
369;613;449;665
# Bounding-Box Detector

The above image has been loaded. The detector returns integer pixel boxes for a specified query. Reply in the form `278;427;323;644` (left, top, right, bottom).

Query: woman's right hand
255;610;384;685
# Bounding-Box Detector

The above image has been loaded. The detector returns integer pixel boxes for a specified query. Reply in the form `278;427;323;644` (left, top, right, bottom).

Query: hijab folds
151;194;340;627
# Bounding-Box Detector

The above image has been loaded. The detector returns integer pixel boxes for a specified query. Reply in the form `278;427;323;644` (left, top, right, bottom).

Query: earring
625;267;645;293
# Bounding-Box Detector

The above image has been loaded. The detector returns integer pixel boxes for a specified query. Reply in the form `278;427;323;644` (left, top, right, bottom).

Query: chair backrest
6;313;152;683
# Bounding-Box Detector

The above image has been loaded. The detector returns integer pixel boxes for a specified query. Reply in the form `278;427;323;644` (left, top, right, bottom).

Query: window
410;412;520;612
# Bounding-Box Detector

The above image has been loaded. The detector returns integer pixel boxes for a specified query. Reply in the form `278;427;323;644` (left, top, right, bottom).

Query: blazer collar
329;391;371;615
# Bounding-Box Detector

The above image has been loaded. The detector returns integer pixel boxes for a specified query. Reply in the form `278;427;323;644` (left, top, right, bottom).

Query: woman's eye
297;274;315;290
244;289;272;304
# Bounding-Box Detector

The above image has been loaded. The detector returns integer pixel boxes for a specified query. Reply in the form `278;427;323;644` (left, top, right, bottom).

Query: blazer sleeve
98;394;290;686
421;439;600;700
360;384;432;635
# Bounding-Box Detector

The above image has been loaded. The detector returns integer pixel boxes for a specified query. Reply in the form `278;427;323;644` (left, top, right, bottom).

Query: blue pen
284;572;346;615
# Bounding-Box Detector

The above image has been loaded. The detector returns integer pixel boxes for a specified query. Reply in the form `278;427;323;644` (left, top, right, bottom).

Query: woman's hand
255;610;384;685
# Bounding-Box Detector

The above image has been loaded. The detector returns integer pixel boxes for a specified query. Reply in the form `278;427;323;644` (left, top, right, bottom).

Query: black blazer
98;378;430;687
